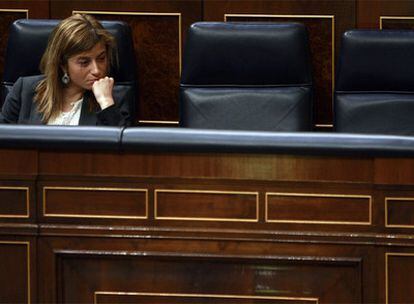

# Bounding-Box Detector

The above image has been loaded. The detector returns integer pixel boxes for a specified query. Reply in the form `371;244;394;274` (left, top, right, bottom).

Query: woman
0;14;131;126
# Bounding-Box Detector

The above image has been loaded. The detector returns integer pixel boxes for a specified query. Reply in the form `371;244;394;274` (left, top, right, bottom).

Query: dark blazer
0;75;132;126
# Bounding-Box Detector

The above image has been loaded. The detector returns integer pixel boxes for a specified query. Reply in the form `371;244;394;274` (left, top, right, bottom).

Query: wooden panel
95;292;317;304
0;149;38;176
357;0;414;29
204;0;356;129
0;10;28;86
155;190;258;221
4;142;414;302
374;159;414;185
55;251;362;303
386;197;414;228
0;241;30;304
39;152;374;183
0;0;49;18
0;2;49;105
50;0;202;125
43;187;148;219
0;187;29;218
380;16;414;29
386;253;414;304
266;193;371;225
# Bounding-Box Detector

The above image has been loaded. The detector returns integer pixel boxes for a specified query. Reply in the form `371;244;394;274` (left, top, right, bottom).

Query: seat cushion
180;87;312;131
335;93;414;135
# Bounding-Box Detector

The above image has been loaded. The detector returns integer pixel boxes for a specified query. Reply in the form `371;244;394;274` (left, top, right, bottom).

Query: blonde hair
35;14;116;122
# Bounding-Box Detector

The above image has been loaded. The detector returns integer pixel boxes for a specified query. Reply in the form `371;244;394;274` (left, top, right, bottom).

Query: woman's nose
90;60;100;74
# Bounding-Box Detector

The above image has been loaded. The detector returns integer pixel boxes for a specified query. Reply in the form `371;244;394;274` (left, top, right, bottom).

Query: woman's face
64;41;108;92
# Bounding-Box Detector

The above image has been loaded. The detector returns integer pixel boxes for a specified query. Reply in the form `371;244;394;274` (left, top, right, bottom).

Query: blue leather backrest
179;22;313;132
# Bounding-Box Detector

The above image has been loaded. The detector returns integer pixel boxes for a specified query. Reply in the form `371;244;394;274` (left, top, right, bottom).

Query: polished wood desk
1;128;414;303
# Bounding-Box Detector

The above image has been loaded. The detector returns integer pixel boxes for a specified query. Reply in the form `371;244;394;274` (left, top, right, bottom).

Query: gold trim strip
73;10;182;74
155;189;259;222
314;124;333;128
73;10;182;17
0;186;30;218
138;120;179;125
225;14;335;124
265;192;372;225
0;9;29;18
43;186;148;219
225;14;335;19
380;16;414;29
94;291;318;304
385;252;414;304
0;241;31;304
385;197;414;228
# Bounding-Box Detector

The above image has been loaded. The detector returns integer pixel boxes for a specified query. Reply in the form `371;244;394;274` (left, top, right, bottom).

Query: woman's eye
78;60;89;66
97;56;106;62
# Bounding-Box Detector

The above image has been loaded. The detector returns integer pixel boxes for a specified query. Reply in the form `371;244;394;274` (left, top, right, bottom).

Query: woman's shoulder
14;75;45;91
17;74;45;84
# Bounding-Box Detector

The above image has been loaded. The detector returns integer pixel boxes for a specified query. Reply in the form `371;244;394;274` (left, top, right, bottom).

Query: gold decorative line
380;16;414;29
0;186;29;218
265;192;372;225
43;186;148;219
155;189;259;222
73;10;182;74
0;241;31;304
94;291;318;303
138;120;179;125
73;10;181;16
384;252;414;304
331;15;335;100
385;197;414;228
386;252;414;257
385;252;389;304
0;9;29;18
225;14;335;122
225;14;335;19
315;124;333;128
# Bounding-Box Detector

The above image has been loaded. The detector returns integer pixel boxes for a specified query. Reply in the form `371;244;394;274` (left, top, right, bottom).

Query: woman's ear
60;65;67;75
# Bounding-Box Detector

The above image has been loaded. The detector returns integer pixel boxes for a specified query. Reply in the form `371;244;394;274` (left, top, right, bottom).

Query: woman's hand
92;76;115;110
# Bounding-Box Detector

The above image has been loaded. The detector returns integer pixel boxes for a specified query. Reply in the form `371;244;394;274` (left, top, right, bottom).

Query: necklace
48;98;83;125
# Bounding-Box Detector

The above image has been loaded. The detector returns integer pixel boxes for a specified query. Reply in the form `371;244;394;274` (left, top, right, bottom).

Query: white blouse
47;98;83;126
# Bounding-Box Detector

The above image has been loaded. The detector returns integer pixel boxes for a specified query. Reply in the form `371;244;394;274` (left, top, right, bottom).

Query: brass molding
73;10;182;74
225;13;335;19
265;192;372;225
0;186;29;218
0;9;29;18
315;124;333;129
225;13;336;118
94;291;319;304
43;186;148;219
155;189;259;222
385;197;414;228
385;252;414;304
0;241;31;304
380;16;414;29
138;120;179;125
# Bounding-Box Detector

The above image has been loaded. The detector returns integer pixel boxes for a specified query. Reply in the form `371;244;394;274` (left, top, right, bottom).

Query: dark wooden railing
1;126;414;303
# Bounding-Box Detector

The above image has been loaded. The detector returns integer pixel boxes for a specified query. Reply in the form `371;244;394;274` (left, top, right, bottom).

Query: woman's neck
62;86;85;112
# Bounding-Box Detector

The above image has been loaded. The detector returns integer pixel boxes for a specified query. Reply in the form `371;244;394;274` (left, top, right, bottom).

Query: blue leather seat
335;29;414;135
179;22;313;132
